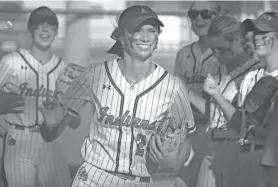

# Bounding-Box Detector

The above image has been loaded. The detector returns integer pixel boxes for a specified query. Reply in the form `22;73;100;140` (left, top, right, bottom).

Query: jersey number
135;134;147;157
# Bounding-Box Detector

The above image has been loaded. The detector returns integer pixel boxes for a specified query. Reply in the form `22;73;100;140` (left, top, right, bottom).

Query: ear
232;35;242;46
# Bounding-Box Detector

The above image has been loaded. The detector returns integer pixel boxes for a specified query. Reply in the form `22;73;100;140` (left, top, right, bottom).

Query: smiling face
189;1;215;37
32;22;58;51
253;30;278;57
121;24;159;61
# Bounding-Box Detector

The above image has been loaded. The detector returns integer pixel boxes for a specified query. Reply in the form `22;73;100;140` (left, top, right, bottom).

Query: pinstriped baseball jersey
237;68;271;145
0;48;65;127
238;68;269;107
209;57;261;129
62;58;195;177
175;42;220;96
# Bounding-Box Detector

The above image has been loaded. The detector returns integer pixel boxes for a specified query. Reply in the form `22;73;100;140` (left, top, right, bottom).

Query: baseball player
40;5;195;187
174;2;222;186
188;16;263;187
0;6;72;187
203;12;278;187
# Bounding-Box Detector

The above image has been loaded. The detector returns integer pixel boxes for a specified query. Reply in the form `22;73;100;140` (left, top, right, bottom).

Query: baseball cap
244;12;278;33
27;6;58;31
107;5;164;56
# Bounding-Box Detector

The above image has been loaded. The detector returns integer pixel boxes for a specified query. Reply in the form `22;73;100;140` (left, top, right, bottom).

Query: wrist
213;92;223;101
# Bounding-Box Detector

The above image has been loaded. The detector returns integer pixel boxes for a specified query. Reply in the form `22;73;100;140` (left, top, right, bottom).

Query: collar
264;69;278;78
226;52;251;73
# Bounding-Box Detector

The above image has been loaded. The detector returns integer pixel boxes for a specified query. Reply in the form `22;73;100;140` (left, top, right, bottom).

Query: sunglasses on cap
188;9;215;20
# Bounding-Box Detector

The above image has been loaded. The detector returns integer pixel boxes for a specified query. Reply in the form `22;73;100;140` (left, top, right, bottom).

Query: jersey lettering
19;82;62;99
97;107;156;130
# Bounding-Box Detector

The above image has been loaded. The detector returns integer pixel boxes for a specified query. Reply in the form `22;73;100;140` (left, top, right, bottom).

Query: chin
37;44;52;51
255;49;269;57
192;28;209;37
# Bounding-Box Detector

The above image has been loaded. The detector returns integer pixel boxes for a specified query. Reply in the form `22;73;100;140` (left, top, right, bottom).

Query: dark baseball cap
27;6;58;31
107;5;164;56
244;12;278;33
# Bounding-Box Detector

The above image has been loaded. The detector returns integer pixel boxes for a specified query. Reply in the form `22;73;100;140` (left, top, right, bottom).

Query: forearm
178;137;192;170
214;94;236;122
40;113;75;142
68;114;81;129
0;125;7;138
188;90;207;115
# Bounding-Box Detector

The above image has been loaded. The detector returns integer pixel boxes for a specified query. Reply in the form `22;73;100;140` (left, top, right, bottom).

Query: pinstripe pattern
196;156;215;187
62;58;195;186
209;58;261;129
72;162;152;187
175;42;220;96
1;48;71;187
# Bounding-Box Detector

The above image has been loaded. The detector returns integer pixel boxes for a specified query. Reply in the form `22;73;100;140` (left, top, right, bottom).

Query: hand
148;134;184;173
38;98;66;129
0;90;24;115
204;74;221;97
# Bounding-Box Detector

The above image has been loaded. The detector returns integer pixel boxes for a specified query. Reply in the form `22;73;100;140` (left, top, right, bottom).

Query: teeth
137;44;151;49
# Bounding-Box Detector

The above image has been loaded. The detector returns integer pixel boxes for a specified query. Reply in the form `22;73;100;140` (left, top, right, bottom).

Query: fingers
149;135;163;162
10;100;25;108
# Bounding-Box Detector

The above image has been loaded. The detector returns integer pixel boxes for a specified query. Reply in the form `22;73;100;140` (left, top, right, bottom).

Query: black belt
207;128;240;141
105;170;150;183
11;124;40;133
240;143;264;152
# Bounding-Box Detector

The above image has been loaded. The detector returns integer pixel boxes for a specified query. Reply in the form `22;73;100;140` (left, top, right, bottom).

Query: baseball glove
156;116;187;152
243;75;278;129
55;63;85;101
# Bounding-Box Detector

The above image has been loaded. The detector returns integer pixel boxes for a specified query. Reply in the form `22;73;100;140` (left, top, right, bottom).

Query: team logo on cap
141;8;148;14
260;14;272;21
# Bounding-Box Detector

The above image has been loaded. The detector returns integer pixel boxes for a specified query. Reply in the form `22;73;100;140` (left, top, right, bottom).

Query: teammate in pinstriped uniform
188;16;263;187
203;12;278;187
0;6;72;187
40;5;195;187
175;1;220;98
174;2;222;186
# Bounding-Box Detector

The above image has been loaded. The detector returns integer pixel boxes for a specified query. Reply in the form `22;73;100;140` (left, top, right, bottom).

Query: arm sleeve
60;65;93;116
0;54;14;86
171;79;196;134
174;48;186;80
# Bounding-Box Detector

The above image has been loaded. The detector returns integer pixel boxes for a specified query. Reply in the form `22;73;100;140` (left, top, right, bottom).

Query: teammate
40;5;195;187
188;16;263;187
175;1;220;97
174;2;221;186
203;12;278;187
0;6;72;187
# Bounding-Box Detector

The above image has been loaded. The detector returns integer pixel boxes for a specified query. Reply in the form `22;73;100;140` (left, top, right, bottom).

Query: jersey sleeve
174;46;188;80
237;73;251;108
0;54;15;86
171;78;196;134
60;64;93;116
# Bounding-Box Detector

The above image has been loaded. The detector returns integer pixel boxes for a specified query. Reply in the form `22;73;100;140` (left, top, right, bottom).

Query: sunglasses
188;9;214;20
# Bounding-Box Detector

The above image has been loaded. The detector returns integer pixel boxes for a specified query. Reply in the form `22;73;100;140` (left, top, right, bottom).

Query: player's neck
29;46;53;65
119;55;154;81
264;51;278;73
198;37;210;53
